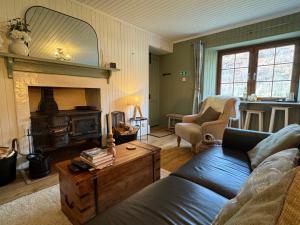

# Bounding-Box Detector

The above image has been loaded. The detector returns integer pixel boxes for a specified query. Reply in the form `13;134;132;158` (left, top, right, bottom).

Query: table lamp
128;95;144;119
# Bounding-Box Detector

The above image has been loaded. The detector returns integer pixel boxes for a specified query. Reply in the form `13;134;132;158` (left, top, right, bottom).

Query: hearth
30;87;102;153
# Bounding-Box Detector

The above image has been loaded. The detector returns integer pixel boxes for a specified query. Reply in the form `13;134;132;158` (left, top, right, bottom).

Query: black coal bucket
0;151;17;186
27;153;51;179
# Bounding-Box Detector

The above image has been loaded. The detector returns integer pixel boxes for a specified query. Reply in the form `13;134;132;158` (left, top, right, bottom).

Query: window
220;51;249;97
217;39;299;100
256;45;295;98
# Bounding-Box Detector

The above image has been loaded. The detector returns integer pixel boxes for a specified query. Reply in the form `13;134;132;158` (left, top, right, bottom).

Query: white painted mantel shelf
0;52;120;83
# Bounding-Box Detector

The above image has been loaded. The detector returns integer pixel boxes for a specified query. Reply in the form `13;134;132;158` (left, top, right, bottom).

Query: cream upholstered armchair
175;96;240;153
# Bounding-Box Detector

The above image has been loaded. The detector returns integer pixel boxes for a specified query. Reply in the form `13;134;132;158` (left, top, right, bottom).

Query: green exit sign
179;71;188;76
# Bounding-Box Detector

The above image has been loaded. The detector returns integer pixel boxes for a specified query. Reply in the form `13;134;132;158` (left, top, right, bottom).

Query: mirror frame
24;6;100;67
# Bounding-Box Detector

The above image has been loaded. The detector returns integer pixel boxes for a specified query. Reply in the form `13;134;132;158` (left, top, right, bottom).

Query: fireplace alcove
28;86;102;164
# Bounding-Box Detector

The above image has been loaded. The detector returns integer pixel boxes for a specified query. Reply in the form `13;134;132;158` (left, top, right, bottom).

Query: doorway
149;52;160;126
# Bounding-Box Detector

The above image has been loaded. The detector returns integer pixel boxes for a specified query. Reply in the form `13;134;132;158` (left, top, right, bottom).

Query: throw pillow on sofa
223;167;300;225
195;107;221;126
212;148;299;225
248;124;300;169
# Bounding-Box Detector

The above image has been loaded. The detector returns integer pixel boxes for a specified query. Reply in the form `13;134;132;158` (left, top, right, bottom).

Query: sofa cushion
195;106;221;126
171;146;251;199
85;176;228;225
212;148;299;225
222;167;300;225
222;128;271;152
248;124;300;169
276;167;300;225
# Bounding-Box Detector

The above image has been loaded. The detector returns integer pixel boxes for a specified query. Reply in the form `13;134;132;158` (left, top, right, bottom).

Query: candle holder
107;133;116;157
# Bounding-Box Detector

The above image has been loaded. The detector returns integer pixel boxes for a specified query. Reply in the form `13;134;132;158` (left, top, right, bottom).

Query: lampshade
128;95;144;106
128;95;144;119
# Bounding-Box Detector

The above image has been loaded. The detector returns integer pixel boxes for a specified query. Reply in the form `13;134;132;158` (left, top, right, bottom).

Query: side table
166;114;184;131
129;117;149;140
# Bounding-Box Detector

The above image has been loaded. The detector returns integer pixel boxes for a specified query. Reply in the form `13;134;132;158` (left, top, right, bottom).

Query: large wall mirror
25;6;99;67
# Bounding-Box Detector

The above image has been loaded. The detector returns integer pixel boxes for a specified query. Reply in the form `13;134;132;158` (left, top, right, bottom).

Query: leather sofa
85;128;279;225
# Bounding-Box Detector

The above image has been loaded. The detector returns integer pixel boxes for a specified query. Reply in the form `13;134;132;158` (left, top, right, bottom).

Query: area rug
0;169;170;225
0;184;71;225
149;129;174;138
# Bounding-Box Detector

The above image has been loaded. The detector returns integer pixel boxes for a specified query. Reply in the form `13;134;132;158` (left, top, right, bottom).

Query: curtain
192;40;204;114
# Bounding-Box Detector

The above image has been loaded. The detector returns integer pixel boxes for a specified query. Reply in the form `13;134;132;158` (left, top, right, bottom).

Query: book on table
80;155;113;166
80;147;114;169
80;156;114;170
81;153;113;163
81;148;109;159
94;160;113;169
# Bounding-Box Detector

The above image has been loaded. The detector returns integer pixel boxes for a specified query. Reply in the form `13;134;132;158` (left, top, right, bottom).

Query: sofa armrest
200;120;228;140
222;128;271;152
182;114;199;123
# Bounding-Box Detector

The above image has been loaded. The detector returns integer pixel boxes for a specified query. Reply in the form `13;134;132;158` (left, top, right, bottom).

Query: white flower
22;32;31;43
10;29;23;39
9;29;31;43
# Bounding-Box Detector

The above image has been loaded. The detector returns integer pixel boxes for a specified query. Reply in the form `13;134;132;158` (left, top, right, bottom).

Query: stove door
70;115;99;136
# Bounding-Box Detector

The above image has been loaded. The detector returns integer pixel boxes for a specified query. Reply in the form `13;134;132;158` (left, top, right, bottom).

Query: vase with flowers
7;18;31;56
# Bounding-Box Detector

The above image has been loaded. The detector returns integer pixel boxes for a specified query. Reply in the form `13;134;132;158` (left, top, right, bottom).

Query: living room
0;0;300;225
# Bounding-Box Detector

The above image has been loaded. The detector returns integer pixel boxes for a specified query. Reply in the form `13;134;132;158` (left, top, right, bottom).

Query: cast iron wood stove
30;87;102;152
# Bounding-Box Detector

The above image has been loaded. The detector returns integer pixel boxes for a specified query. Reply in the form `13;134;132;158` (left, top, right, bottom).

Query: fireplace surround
13;71;109;154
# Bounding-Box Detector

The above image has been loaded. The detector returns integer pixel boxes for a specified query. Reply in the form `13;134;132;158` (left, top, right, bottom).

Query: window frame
216;38;300;100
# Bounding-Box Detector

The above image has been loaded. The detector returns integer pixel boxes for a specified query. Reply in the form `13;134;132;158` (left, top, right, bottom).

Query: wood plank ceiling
77;0;300;42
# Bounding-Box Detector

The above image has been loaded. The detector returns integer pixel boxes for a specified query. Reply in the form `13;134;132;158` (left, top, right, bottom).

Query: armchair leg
177;136;181;147
191;144;196;153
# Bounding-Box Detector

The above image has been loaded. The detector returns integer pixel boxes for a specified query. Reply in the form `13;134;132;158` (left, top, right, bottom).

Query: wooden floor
142;127;194;172
0;127;194;205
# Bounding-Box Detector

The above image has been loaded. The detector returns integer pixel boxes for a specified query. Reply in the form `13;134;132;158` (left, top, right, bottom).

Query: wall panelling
0;0;172;146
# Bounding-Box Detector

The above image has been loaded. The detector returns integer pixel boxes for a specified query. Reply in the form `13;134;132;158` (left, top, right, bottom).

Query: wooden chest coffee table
56;141;161;225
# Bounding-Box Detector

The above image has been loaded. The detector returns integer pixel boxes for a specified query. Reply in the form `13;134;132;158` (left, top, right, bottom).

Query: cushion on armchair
195;107;221;126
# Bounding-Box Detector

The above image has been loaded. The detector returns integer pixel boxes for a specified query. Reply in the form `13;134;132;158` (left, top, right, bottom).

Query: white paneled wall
0;0;172;146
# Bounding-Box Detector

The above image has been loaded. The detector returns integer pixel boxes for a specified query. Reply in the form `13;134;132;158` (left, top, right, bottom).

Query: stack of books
80;148;114;170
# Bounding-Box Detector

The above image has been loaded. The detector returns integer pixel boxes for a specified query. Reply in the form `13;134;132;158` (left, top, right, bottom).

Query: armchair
175;96;240;153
